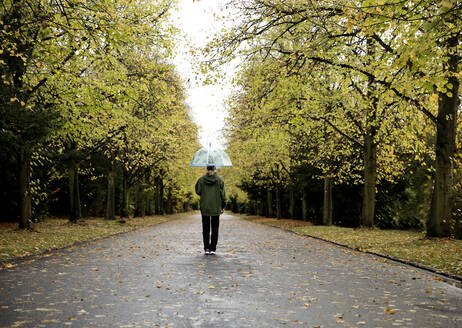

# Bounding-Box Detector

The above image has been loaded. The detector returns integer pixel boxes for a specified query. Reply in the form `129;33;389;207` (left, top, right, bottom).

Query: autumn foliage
206;0;461;238
0;0;200;227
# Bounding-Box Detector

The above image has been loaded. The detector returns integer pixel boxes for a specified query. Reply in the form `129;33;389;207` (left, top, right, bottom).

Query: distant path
0;213;461;327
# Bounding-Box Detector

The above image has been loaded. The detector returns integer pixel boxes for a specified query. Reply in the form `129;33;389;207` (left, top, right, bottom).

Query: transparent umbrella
189;146;232;167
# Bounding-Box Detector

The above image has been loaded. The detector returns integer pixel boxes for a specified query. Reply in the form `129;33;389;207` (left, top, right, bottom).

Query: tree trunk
302;187;308;221
289;189;295;219
10;1;32;230
134;178;146;218
167;189;173;214
427;33;459;238
455;215;462;240
134;183;141;217
141;186;146;217
361;38;378;228
146;194;152;215
154;177;160;214
69;161;81;222
361;123;377;227
69;164;74;220
322;177;333;225
266;188;273;218
155;176;164;215
275;188;282;219
144;173;151;215
146;179;152;215
74;165;81;220
251;201;257;215
159;178;164;215
121;170;130;218
106;164;116;220
183;200;188;212
259;191;265;215
19;149;32;229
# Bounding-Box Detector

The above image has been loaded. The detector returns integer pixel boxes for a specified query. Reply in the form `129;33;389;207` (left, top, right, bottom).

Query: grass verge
0;214;184;265
242;216;462;277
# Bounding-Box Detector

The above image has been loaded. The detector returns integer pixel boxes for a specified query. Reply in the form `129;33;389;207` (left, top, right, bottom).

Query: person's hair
206;165;216;171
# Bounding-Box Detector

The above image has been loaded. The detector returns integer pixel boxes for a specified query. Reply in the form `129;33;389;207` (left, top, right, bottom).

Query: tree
1;0;175;228
205;0;461;234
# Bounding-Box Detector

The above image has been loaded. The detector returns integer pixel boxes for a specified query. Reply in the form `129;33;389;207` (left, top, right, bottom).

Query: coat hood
203;173;218;185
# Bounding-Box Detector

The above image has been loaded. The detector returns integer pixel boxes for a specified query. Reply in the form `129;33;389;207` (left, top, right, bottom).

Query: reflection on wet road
0;213;461;327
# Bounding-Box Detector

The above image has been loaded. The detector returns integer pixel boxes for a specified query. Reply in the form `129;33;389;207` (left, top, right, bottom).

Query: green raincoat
195;173;226;216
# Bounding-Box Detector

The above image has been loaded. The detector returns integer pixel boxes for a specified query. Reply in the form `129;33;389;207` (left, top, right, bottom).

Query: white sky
171;0;234;148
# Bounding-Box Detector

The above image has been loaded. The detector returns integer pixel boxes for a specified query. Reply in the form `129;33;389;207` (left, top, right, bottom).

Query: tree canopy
210;0;461;237
1;0;200;227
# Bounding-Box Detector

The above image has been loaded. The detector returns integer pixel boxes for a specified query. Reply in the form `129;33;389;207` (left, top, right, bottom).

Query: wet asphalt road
0;213;461;328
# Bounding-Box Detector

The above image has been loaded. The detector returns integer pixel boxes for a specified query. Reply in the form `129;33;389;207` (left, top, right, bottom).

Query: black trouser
202;215;220;251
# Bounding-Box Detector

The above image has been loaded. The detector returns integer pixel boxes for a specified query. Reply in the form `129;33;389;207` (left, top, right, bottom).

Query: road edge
0;214;186;271
241;217;462;288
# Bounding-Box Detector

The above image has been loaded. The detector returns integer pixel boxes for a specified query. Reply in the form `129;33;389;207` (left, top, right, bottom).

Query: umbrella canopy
189;147;232;167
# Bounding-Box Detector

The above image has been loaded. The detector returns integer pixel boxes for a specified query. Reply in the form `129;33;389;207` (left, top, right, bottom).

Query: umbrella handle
207;142;213;165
